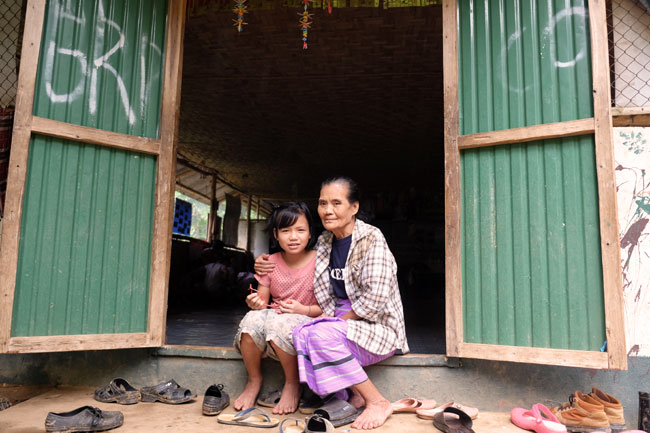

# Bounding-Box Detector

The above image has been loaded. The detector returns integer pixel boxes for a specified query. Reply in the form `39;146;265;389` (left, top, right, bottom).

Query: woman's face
318;182;359;238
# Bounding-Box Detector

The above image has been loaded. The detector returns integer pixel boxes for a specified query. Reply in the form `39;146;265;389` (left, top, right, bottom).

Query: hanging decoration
233;0;248;33
327;0;332;14
298;0;313;49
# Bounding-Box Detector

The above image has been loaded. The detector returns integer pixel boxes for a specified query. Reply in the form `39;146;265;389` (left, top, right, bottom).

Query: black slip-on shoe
45;406;123;432
202;384;230;416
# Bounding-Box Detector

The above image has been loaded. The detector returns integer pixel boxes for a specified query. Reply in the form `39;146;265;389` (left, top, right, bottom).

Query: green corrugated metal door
443;0;626;369
0;0;186;353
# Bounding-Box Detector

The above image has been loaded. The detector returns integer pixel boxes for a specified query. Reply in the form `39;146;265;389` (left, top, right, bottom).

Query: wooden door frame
0;0;186;353
443;0;627;369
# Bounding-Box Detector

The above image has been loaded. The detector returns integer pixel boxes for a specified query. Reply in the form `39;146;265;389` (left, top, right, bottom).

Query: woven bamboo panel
179;5;443;199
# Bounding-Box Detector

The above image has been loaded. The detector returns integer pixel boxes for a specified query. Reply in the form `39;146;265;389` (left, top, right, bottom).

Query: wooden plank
7;333;151;353
588;0;627;370
147;0;187;347
31;116;161;155
458;343;609;369
176;182;211;203
458;118;595;149
443;0;462;358
0;0;46;354
612;107;650;127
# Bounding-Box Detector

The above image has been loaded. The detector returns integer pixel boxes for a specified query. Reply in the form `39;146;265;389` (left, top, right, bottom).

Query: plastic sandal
433;406;476;433
305;414;336;433
313;397;361;427
94;378;140;405
280;418;306;433
417;401;479;420
217;407;280;428
256;389;282;408
140;379;196;404
511;403;567;433
392;397;437;413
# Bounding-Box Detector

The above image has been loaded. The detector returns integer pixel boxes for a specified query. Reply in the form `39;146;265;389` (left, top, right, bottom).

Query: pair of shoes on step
93;377;197;405
551;388;626;433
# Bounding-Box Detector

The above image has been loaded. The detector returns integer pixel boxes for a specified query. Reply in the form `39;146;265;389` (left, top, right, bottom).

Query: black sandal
94;378;140;405
140;379;196;404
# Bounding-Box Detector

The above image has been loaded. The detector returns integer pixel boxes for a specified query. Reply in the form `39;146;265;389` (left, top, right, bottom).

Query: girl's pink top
255;252;318;310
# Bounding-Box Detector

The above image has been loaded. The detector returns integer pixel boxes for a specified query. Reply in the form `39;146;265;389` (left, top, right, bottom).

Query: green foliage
175;191;210;240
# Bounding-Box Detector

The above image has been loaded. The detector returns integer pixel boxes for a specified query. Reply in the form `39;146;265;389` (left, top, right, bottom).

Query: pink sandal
391;397;437;413
510;403;567;433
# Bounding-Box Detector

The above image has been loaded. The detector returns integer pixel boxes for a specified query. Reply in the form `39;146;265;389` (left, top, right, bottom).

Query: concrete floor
0;386;526;433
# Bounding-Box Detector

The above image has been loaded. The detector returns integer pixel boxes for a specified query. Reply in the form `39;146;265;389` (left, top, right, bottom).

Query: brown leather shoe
554;391;611;432
589;388;625;433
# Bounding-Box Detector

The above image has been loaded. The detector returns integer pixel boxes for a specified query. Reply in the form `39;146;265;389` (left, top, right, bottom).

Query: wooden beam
175;168;195;180
458;118;595;149
589;0;627;370
459;343;609;369
246;194;253;251
7;333;152;353
612;107;650;127
147;0;187;347
443;0;462;358
31;116;161;155
176;182;211;203
0;0;46;354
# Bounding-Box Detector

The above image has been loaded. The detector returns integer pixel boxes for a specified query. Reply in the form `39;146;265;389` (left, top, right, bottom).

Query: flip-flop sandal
217;407;280;428
313;397;361;427
433;406;476;433
392;397;437;413
418;401;479;420
256;389;282;408
140;379;196;404
94;378;141;405
280;418;307;433
305;414;336;433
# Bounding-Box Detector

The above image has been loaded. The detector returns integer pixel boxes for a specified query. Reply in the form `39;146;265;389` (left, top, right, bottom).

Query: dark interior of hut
166;2;445;354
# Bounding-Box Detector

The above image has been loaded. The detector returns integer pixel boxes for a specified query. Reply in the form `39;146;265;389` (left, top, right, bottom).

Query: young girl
233;202;322;415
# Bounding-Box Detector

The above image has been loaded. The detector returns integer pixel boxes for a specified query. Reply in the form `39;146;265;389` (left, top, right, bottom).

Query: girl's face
318;182;359;238
274;214;311;255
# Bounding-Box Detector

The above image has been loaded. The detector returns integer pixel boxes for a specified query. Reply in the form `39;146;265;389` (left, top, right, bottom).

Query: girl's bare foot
273;382;300;414
351;398;393;430
233;378;262;411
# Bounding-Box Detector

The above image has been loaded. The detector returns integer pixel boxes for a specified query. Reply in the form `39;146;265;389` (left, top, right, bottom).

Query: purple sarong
292;299;395;396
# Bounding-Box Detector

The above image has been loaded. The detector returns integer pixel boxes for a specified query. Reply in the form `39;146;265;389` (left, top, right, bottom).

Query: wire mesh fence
0;0;22;109
608;0;650;108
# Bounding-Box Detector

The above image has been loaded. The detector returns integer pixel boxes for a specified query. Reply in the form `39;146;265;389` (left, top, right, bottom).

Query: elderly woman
256;176;408;430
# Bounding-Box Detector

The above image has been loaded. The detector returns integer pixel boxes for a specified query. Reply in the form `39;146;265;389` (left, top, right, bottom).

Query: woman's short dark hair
321;176;359;204
266;202;316;250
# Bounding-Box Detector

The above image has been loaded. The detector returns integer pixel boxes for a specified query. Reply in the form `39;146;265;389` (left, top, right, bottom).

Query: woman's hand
276;299;306;315
246;293;267;310
254;254;276;275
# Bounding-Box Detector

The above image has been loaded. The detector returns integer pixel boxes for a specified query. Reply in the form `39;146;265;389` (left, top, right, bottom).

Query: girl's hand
277;299;305;315
246;293;267;310
254;254;276;276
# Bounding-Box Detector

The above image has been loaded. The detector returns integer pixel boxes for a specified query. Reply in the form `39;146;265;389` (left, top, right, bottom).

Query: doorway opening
166;1;445;354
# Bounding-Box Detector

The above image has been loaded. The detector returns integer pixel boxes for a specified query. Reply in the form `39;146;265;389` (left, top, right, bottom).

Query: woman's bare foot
349;387;365;409
351;398;393;430
233;378;262;411
273;382;300;414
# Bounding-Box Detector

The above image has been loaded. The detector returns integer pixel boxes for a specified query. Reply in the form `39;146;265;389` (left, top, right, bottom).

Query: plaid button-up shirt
313;219;409;356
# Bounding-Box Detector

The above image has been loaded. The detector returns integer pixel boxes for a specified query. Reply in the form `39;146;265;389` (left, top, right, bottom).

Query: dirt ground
0;386;526;432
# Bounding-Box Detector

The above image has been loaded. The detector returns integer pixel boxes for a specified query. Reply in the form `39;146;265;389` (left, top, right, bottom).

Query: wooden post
208;175;217;243
246;194;253;251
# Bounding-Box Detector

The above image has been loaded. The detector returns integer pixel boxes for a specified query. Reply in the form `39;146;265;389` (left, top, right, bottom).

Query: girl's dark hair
320;176;360;204
266;202;316;250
